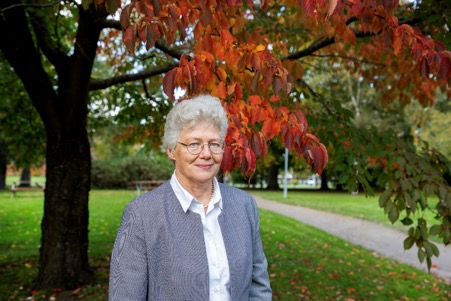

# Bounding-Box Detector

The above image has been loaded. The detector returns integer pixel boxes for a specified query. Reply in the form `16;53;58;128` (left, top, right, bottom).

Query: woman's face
167;121;223;189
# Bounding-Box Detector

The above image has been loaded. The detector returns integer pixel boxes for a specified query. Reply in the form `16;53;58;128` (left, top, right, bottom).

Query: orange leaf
216;81;227;99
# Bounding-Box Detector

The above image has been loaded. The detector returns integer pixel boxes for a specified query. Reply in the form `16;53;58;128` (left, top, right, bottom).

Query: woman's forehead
179;121;220;139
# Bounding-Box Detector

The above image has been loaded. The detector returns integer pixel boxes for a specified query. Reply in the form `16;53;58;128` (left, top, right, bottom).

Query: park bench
10;181;45;197
128;180;165;196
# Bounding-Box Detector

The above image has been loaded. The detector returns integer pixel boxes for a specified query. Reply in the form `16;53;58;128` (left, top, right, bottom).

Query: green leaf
429;225;442;236
384;200;394;214
423;241;433;258
403;236;415;250
420;224;429;240
430;242;440;257
388;206;400;224
400;217;414;226
418;248;425;263
379;190;392;208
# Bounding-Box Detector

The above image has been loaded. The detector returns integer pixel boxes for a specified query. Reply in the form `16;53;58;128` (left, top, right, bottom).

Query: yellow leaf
256;44;265;52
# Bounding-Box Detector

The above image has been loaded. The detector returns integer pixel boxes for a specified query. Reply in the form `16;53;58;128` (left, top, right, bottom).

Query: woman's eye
210;143;220;148
188;142;200;148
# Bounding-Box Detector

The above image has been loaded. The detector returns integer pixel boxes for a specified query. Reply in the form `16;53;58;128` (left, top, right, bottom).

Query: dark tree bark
19;167;31;187
319;169;329;191
0;1;102;289
0;141;6;190
266;163;280;190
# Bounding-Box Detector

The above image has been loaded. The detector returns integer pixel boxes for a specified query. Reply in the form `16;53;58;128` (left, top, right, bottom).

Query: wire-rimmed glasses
177;141;225;155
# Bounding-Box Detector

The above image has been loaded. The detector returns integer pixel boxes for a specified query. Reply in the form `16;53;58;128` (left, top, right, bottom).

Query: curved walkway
253;195;451;282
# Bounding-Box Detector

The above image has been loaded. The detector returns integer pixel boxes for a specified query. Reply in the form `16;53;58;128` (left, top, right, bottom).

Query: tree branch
284;17;421;61
89;63;179;90
310;54;386;67
0;1;60;12
100;19;184;60
27;5;69;71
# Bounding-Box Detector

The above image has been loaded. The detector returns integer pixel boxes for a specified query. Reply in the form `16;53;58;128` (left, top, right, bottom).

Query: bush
91;153;173;188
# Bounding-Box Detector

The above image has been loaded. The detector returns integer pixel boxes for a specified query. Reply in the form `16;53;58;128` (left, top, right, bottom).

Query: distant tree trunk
319;169;329;191
0;141;6;190
266;163;280;190
19;167;31;187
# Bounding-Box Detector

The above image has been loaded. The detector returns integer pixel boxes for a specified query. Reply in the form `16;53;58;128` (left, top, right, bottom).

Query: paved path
253;196;451;282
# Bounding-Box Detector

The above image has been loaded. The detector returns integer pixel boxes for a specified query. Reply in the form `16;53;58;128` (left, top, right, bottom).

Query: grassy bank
250;190;439;232
0;189;449;300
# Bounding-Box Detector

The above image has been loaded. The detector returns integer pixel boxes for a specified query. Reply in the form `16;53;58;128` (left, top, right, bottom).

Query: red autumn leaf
251;132;263;156
261;138;268;158
241;147;256;177
163;68;177;100
419;58;429;77
438;57;451;79
136;0;154;18
123;25;137;54
119;4;131;28
152;0;161;14
393;34;402;55
313;143;328;175
137;23;147;42
326;0;338;20
221;144;234;173
234;83;243;99
302;0;316;18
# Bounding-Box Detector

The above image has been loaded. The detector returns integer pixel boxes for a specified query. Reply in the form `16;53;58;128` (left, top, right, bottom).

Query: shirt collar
170;172;222;213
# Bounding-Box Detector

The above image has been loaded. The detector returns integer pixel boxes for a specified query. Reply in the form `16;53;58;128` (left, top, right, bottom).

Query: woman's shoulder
125;181;172;210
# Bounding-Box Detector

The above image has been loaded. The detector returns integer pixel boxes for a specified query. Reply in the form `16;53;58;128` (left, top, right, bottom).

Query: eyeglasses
177;141;225;155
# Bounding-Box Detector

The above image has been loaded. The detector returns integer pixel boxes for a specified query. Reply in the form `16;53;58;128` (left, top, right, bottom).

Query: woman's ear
167;147;176;160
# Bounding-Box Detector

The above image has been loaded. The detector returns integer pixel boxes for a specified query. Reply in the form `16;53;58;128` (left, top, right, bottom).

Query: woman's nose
198;143;212;157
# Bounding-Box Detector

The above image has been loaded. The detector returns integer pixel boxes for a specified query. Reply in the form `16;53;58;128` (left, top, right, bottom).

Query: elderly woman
109;94;272;301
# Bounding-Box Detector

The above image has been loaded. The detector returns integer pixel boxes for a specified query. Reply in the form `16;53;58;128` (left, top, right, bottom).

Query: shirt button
214;286;220;293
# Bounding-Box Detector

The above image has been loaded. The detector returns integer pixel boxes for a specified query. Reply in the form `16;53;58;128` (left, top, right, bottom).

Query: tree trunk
0;140;6;190
319;169;329;191
36;128;92;288
19;167;31;187
0;1;104;289
266;163;280;190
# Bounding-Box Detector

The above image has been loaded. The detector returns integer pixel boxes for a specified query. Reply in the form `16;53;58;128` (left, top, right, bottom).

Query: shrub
91;153;173;188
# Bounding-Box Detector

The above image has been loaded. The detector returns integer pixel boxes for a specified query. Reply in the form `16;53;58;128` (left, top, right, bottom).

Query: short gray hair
162;94;229;150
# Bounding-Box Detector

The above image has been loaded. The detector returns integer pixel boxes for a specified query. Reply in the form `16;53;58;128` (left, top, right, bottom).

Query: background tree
0;55;46;189
0;0;450;291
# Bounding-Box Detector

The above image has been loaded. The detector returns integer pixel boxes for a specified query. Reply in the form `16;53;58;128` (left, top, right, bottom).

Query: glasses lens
187;143;201;154
209;142;224;154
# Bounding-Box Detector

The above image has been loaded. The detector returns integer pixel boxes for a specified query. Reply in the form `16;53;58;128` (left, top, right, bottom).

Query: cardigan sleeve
109;202;148;301
249;196;273;301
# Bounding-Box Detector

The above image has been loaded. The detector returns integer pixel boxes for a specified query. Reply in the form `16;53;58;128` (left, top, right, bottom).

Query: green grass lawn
0;189;449;300
250;190;441;232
